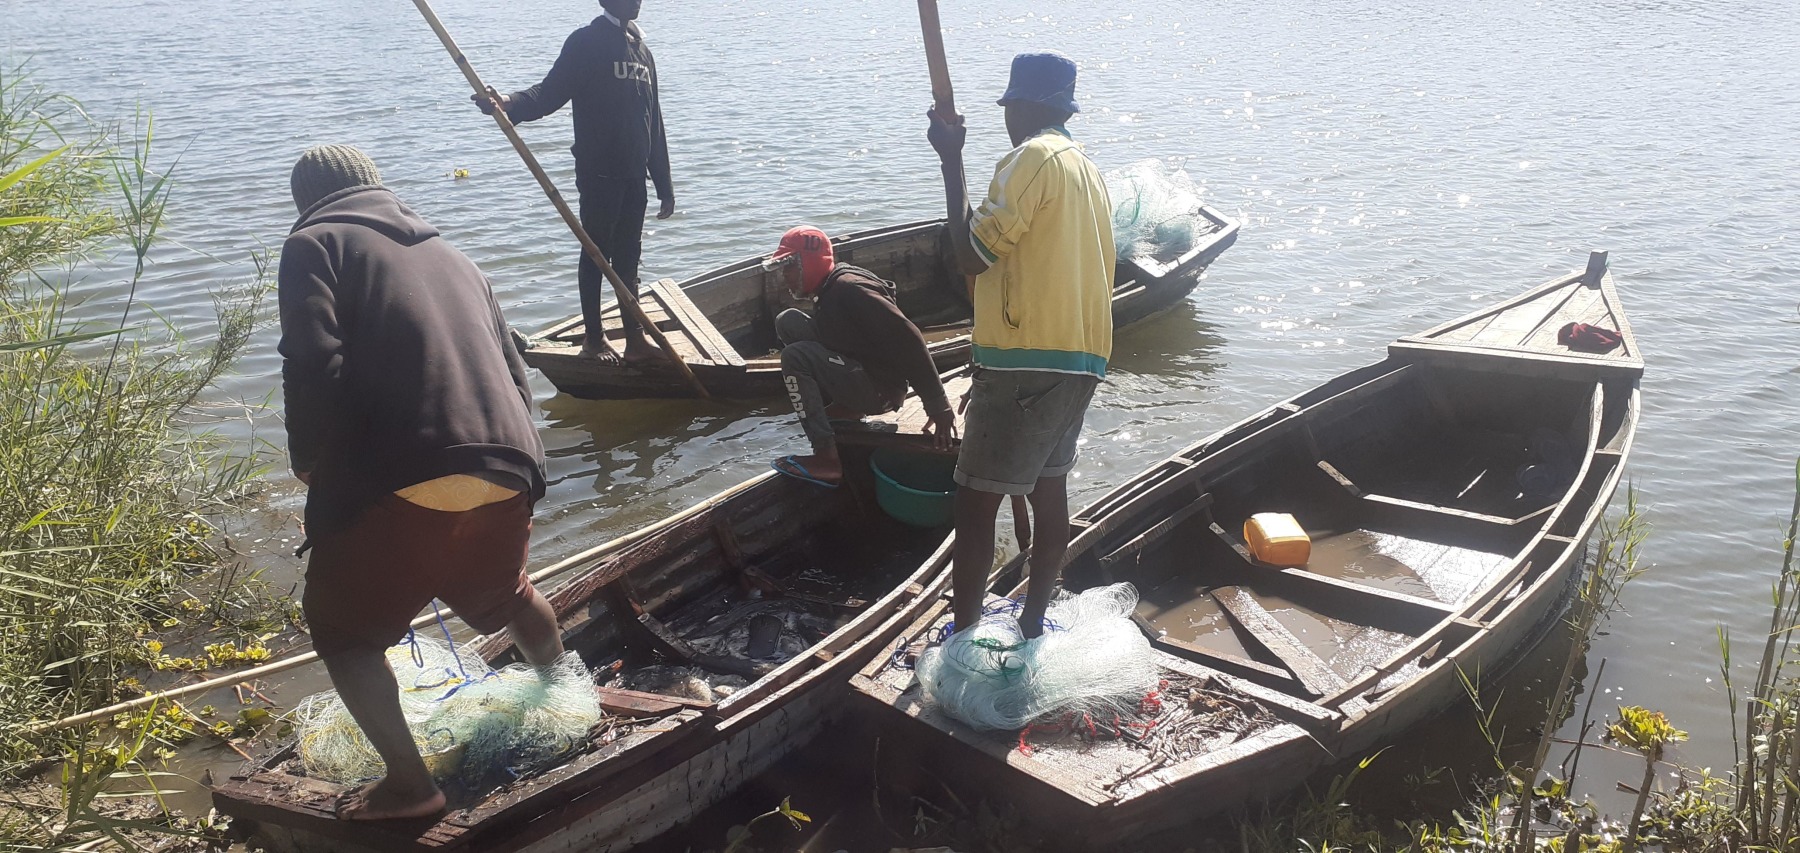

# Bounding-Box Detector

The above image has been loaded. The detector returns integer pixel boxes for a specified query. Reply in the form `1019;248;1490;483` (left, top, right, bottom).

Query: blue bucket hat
997;52;1080;114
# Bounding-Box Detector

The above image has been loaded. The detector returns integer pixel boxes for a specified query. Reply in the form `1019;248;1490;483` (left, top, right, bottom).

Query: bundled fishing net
915;583;1159;731
1107;159;1207;262
290;636;603;786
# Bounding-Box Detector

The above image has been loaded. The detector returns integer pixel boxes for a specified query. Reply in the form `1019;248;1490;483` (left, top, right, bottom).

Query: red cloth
302;493;534;656
1557;322;1623;354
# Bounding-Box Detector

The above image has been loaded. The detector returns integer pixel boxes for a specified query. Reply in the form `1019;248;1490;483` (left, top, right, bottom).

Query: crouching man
278;145;566;820
766;225;956;488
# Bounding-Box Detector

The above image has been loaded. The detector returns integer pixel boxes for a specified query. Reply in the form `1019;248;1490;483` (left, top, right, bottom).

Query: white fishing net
290;637;603;785
1107;159;1207;262
915;583;1160;731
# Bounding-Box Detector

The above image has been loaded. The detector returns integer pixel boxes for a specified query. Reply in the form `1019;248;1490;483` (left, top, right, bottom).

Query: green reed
0;60;268;849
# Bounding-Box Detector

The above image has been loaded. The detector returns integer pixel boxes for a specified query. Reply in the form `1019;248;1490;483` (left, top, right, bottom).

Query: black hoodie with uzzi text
278;186;546;538
506;15;672;199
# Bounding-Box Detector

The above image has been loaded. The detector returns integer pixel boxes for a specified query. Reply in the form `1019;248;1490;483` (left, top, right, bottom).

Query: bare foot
1018;610;1048;640
580;335;622;365
336;775;447;822
621;333;668;366
786;452;842;485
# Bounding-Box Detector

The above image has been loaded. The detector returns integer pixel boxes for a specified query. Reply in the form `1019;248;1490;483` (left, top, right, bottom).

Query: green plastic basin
869;448;957;528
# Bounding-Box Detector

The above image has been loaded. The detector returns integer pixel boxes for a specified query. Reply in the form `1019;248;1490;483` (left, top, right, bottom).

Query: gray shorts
954;369;1100;495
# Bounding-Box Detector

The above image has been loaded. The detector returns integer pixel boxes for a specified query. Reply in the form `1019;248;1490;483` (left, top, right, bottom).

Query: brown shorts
302;492;534;657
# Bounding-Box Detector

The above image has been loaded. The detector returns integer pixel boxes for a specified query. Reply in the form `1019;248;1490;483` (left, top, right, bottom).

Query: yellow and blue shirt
969;126;1115;377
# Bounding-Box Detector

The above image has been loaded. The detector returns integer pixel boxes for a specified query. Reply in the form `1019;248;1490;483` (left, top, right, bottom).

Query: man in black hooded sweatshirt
476;0;674;365
278;145;565;821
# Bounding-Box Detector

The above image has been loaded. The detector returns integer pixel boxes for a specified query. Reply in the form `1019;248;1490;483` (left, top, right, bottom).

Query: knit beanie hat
290;144;382;213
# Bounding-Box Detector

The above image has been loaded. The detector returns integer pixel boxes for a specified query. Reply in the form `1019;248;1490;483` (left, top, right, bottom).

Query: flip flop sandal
770;455;840;490
830;418;898;433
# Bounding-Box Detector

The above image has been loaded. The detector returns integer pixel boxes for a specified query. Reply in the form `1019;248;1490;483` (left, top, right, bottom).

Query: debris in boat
1107;159;1207;262
915;584;1159;731
289;637;602;785
747;612;784;658
679;599;837;663
1092;674;1281;789
619;664;747;703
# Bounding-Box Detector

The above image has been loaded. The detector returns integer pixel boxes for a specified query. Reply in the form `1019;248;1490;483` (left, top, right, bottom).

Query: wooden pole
34;474;774;733
917;0;980;301
916;0;957;114
919;8;1051;609
409;0;711;400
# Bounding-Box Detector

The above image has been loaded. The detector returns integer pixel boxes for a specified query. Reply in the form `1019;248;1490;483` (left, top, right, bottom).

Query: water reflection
1106;297;1229;380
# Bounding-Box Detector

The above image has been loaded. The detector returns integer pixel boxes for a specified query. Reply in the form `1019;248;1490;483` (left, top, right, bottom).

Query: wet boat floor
608;519;948;698
873;521;1515;792
1137;527;1511;681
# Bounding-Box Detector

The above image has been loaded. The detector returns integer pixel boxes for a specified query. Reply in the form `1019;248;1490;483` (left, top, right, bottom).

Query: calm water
8;0;1799;833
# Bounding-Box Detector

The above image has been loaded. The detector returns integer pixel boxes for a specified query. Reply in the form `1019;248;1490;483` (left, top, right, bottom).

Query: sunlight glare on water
7;0;1800;784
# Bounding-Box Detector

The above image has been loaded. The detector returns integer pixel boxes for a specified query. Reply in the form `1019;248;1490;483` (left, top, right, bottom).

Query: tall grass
1503;489;1648;850
1715;458;1800;851
0;60;266;781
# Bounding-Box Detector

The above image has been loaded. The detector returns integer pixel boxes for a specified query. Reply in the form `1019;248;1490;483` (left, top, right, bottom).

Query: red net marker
1139;684;1165;717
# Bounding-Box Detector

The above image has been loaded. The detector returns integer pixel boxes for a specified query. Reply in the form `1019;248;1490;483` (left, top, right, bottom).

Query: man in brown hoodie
279;145;564;820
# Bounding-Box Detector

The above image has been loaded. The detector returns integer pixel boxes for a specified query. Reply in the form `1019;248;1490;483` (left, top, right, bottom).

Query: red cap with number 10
769;226;836;296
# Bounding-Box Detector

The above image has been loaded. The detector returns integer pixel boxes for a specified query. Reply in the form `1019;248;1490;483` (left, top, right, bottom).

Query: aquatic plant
1504;489;1647;851
1605;706;1687;853
722;796;812;853
0;59;270;850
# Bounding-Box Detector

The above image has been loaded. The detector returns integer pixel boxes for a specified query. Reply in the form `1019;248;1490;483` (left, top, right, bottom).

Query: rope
396;600;497;701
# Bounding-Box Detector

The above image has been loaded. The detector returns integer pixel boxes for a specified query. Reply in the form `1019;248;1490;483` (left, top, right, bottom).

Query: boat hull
215;436;962;852
524;213;1239;400
850;253;1642;845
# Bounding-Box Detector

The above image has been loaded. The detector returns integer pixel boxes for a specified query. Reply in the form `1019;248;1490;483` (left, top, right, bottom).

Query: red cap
770;226;835;296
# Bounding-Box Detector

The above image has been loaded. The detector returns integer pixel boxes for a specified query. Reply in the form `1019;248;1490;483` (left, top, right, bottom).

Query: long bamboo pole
916;2;1028;545
410;0;711;400
35;474;773;733
916;0;957;114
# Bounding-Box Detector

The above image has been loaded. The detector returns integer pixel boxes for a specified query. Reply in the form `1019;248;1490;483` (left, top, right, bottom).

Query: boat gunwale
1390;256;1643;380
1064;371;1608;808
1123;202;1241;281
211;463;958;851
851;290;1640;823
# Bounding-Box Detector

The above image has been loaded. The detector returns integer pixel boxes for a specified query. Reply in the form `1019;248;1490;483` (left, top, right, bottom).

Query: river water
7;0;1799;838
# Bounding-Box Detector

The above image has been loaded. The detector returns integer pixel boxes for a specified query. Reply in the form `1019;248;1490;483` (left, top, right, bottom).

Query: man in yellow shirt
927;52;1115;640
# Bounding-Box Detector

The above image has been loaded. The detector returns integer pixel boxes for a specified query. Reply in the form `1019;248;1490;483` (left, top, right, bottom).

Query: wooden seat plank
1203;518;1458;633
1151;632;1301;693
597;687;686;718
648;278;744;367
1209;587;1346;699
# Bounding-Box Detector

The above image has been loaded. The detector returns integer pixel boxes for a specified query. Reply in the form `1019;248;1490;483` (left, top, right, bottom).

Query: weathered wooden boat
523;208;1239;400
851;252;1642;844
210;397;974;852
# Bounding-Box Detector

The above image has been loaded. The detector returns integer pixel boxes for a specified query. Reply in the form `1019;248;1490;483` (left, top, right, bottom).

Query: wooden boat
210;393;975;853
850;252;1642;844
522;208;1239;400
